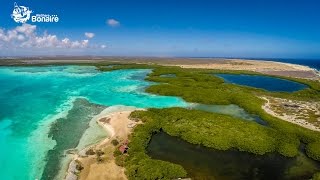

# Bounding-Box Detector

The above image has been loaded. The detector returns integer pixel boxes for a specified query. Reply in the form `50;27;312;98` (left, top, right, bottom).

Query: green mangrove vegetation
123;111;187;180
97;64;320;179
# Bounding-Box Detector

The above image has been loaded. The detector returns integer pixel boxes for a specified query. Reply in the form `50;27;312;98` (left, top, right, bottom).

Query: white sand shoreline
64;105;140;180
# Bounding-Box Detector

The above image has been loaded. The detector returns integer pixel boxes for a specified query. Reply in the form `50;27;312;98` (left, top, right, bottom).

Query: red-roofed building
119;145;128;154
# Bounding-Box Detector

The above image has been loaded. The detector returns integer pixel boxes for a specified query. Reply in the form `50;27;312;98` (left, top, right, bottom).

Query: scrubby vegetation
313;172;320;180
98;64;320;179
96;149;105;163
306;142;320;161
115;154;126;167
111;139;119;146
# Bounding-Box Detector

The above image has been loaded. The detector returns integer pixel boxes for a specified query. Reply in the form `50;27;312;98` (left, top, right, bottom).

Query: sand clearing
65;107;141;180
261;96;320;132
82;159;127;180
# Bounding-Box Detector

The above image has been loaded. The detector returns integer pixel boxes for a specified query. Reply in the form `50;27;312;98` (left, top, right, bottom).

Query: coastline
165;59;319;80
1;59;318;179
64;105;140;180
1;58;318;80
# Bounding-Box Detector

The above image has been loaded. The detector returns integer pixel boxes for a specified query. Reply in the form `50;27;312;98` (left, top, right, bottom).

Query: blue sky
0;0;320;58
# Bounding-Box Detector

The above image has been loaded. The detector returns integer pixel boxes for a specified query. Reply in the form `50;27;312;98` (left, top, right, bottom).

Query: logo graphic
11;2;33;23
11;2;60;23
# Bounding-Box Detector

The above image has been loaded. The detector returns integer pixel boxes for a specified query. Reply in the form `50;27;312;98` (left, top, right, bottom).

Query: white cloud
85;32;95;39
101;45;107;49
15;24;36;36
17;34;25;41
107;19;120;27
0;24;105;50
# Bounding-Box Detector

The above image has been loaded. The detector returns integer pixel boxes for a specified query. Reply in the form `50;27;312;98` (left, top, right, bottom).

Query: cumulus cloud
85;32;95;39
107;19;120;27
0;24;104;50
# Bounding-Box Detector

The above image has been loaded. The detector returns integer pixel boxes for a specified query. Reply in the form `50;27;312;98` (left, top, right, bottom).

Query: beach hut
119;145;128;154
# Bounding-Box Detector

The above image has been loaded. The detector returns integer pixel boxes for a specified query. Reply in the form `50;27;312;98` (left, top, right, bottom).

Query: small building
119;145;128;154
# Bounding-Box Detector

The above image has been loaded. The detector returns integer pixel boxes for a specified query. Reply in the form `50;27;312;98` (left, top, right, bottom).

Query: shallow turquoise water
189;103;268;126
216;74;307;92
0;66;188;180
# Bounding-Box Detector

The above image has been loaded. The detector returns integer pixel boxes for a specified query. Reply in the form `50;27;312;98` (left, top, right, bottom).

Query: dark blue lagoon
216;74;308;92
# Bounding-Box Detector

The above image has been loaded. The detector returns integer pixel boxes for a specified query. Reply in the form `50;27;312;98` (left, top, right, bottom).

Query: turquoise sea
0;66;187;180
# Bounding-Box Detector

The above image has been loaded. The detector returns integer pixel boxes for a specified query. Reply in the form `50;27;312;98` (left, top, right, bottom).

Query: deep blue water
260;59;320;71
190;58;320;70
216;74;308;92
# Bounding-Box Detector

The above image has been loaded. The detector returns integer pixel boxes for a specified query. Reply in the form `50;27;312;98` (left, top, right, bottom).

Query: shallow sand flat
261;97;320;132
65;108;139;180
259;70;318;79
81;159;127;180
167;59;319;80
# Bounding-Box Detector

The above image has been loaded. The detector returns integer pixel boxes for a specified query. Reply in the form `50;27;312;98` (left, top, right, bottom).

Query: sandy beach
64;106;141;180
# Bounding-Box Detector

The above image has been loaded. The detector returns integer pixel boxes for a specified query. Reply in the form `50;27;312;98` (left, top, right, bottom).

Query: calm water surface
0;66;187;180
148;132;320;180
189;104;267;126
216;74;307;92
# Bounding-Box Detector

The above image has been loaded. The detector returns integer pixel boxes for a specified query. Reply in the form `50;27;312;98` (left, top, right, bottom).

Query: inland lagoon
189;103;267;126
159;74;177;78
215;74;308;92
147;132;320;180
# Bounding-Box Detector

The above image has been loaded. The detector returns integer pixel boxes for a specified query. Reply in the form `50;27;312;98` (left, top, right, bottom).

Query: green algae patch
41;98;106;180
